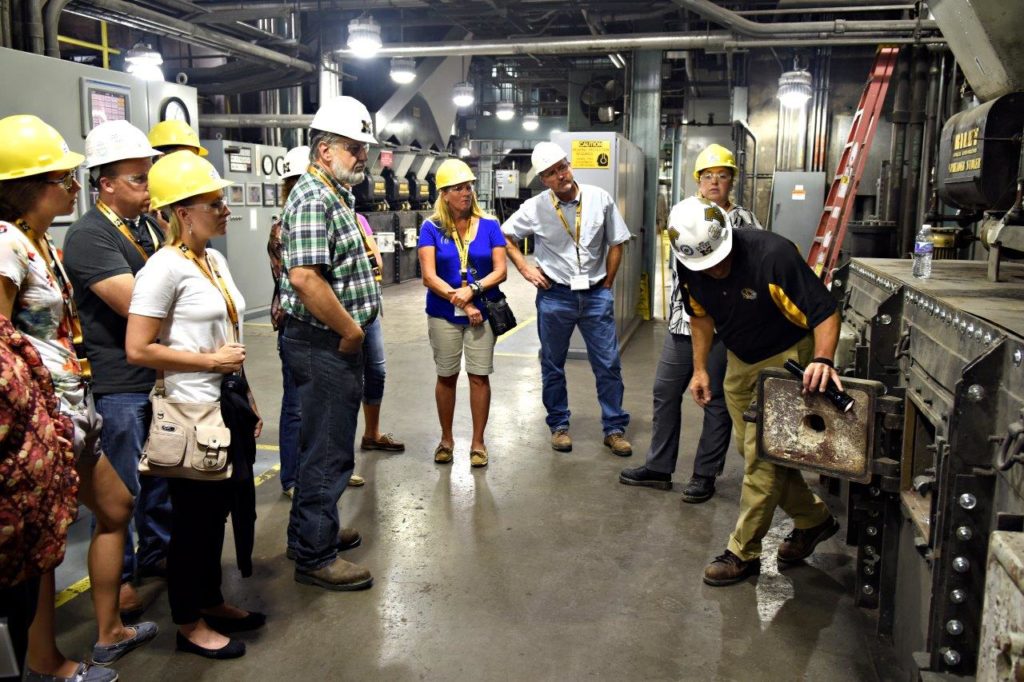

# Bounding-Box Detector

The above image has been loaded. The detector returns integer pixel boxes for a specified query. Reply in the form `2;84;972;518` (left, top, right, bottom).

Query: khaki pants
723;335;832;561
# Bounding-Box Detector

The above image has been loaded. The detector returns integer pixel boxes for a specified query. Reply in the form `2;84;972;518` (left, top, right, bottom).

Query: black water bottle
783;360;855;413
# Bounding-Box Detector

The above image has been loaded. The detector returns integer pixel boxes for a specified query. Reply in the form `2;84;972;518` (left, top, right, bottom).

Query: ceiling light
778;68;812;109
124;42;163;81
390;57;416;84
458;145;471;158
496;102;515;121
452;81;475;108
522;113;539;132
347;16;382;59
551;128;562;135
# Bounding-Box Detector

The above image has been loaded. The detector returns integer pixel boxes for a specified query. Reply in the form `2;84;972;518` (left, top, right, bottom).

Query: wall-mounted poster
227;185;245;206
263;183;277;207
246;183;262;206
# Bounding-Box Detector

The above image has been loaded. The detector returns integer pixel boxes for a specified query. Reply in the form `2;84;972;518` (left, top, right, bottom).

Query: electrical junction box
494;169;520;199
403;228;418;248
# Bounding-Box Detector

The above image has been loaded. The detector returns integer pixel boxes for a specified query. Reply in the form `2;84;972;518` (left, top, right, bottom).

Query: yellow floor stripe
495;314;537;344
494;351;539;359
55;457;282;608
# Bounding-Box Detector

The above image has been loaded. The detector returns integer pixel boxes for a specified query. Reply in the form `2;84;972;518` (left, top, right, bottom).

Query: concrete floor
52;270;902;681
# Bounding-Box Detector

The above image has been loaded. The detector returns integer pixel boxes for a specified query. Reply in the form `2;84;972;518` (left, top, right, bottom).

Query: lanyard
452;217;479;283
178;244;239;341
307;164;382;282
96;201;161;261
14;220;91;379
551;189;583;268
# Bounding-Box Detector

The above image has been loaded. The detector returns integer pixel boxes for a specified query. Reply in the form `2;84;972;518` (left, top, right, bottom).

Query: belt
551;277;606;291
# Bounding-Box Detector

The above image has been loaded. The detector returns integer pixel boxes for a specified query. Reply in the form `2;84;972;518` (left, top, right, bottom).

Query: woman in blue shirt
417;160;507;468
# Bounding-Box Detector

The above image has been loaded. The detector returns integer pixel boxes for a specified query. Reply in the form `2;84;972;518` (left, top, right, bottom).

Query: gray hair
309;130;345;163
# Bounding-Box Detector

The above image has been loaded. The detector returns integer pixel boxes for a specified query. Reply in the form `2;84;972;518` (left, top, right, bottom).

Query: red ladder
807;46;900;283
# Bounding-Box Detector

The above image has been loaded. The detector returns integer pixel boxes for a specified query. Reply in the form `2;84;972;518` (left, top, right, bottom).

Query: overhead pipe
26;0;44;52
68;0;315;72
917;50;941;226
670;0;935;36
885;50;910;227
43;0;69;57
899;46;929;253
201;114;314;128
363;32;942;59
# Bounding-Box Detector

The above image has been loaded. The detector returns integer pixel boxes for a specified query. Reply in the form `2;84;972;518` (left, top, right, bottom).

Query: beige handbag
139;376;233;481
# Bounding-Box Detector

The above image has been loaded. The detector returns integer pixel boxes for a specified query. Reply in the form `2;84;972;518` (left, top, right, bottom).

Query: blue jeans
95;392;171;581
362;317;386;405
536;284;630;436
277;331;301;492
281;317;363;570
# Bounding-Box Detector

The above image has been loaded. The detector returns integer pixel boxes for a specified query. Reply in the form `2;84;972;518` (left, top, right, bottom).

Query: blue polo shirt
418;216;505;324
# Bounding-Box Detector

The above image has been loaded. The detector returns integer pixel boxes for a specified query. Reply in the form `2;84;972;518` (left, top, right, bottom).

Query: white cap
85;120;162;169
282;145;311;179
667;196;734;271
531;141;567;174
310;96;377;144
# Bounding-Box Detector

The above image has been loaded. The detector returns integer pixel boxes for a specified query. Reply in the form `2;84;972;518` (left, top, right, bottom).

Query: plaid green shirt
279;165;380;329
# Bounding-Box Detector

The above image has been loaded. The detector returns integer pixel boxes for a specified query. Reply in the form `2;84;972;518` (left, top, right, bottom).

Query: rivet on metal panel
878;314;892;326
1014;348;1023;367
863;563;875;575
983;332;992;344
974;328;983;340
967;384;986;402
950;588;967;603
833;278;843;288
862;584;875;595
959;493;978;509
870;486;880;496
946;619;964;636
955;525;973;541
961;320;968;332
968;323;976;334
952;556;970;572
941;648;961;666
866;525;878;536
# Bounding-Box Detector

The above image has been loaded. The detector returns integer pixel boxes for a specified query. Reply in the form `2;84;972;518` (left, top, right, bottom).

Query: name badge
454;306;468;317
570;274;590;291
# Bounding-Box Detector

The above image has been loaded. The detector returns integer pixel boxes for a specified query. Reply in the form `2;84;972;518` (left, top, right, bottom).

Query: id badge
454;306;468;317
570;274;590;291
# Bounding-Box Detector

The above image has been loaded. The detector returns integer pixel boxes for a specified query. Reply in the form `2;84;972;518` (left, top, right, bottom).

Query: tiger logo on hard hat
667;196;734;272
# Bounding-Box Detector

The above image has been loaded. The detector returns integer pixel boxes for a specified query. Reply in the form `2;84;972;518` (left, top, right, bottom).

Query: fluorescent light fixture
389;57;416;84
347;16;382;59
778;69;812;109
496;102;515;121
452;81;475;108
551;128;562;135
124;42;163;81
522;113;539;132
458;145;471;158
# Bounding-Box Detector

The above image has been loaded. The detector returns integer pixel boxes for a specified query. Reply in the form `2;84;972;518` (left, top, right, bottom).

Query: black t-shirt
678;229;837;364
63;207;162;395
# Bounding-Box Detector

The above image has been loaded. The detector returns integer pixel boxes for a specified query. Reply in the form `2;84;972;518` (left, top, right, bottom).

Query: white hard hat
531;141;567;174
667;196;734;271
85;120;162;169
282;145;310;179
310;96;377;144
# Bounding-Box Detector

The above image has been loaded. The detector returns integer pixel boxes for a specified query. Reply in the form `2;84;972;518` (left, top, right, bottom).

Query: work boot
681;475;716;504
703;550;761;587
295;558;373;591
603;432;632;457
551;429;572;452
618;465;672;490
777;516;840;563
287;527;362;561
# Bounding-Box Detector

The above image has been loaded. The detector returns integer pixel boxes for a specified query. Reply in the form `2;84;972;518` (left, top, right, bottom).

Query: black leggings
0;577;40;682
166;478;232;625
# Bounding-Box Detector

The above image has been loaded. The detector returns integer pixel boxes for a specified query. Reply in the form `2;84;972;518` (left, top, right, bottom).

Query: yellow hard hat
0;115;85;181
149;151;232;210
693;144;738;181
435;159;476;190
147;120;208;157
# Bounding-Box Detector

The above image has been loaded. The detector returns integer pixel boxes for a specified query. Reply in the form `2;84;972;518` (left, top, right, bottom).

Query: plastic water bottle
912;224;933;279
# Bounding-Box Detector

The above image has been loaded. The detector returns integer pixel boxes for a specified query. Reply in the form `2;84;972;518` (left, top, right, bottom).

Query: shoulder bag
467;259;517;337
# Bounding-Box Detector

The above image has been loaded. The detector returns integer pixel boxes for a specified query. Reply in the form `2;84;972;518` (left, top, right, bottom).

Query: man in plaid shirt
279;96;379;592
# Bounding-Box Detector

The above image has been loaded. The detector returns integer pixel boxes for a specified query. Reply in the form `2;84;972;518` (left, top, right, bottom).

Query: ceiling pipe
68;0;315;72
44;0;70;57
356;31;942;59
26;0;45;53
201;113;314;128
670;0;935;35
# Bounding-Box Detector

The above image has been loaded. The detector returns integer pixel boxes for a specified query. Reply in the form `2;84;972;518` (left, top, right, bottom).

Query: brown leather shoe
551;430;572;452
287;527;362;560
361;433;405;452
603;432;633;457
295;558;373;591
777;516;840;563
703;550;761;586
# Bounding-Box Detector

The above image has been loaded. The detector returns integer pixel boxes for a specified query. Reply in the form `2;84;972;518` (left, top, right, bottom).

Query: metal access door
770;171;826;255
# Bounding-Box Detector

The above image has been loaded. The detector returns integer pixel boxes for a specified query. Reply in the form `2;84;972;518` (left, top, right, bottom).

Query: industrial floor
52;271;902;681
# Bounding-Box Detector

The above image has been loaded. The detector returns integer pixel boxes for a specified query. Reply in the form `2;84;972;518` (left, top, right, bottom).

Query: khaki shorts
69;391;104;464
427;316;496;377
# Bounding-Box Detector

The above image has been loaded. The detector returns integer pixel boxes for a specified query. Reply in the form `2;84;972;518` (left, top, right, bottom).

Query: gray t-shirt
63;206;162;395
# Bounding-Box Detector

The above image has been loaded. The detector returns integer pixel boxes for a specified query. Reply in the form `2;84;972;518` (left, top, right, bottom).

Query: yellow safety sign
571;140;612;170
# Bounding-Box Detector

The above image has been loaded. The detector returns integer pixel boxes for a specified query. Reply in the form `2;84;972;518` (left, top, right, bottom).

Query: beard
330;158;365;186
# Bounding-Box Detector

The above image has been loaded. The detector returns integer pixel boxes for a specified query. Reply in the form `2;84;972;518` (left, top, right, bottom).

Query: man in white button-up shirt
502;141;633;456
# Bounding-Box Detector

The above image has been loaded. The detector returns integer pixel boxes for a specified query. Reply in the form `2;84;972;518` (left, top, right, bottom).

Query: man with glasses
502;141;633;457
278;96;379;592
63;120;169;615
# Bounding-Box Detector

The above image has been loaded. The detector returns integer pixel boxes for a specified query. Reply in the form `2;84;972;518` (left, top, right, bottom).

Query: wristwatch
470;282;482;295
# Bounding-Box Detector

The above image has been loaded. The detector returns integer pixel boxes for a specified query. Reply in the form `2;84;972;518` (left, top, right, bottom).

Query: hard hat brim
0;150;87;181
150;177;233;211
197;145;209;157
86;146;164;169
675;226;733;272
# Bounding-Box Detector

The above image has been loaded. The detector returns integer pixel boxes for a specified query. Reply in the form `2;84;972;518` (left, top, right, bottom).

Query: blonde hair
430;189;494;235
165;208;186;245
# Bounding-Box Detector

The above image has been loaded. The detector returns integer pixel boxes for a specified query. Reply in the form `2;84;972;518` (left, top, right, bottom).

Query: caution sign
571;140;612;170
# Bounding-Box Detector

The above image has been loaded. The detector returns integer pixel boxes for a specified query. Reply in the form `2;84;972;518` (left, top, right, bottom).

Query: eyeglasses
699;171;732;183
117;173;149;187
340;142;369;156
46;170;78;192
184;199;228;214
539;161;570;180
444;182;474;194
